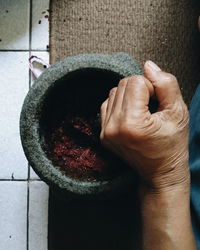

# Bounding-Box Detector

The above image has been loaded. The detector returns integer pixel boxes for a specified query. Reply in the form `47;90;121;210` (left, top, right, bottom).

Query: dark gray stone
20;52;142;199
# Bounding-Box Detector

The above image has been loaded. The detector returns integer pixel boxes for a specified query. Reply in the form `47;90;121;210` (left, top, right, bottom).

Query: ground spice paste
44;115;124;181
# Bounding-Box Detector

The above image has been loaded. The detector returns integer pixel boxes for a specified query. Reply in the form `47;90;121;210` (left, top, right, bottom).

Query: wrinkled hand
100;61;190;191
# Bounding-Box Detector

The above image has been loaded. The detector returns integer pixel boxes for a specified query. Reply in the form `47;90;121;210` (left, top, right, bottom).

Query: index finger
122;75;153;116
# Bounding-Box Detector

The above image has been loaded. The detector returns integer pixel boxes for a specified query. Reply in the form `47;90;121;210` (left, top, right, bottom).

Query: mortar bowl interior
39;68;134;186
40;68;122;136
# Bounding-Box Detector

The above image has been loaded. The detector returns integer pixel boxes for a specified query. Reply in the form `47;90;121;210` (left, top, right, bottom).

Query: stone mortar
20;52;142;200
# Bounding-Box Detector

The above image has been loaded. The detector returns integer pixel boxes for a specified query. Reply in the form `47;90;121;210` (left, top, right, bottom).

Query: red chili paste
44;116;123;181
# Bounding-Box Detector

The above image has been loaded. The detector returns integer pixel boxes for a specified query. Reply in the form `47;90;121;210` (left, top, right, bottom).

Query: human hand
100;61;190;191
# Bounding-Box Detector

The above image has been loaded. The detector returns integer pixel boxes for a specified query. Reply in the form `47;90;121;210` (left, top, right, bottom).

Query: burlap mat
50;0;200;105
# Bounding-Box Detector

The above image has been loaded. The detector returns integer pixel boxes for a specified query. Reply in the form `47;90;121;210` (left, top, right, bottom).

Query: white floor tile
31;0;49;50
0;0;30;50
29;181;49;250
30;168;41;180
0;181;27;250
0;52;29;179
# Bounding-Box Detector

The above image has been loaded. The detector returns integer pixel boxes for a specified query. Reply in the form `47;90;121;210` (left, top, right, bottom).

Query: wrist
139;162;190;194
139;172;191;214
139;166;195;250
139;179;190;199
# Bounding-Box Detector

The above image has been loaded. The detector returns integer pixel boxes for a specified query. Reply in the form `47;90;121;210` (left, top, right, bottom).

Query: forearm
139;179;196;250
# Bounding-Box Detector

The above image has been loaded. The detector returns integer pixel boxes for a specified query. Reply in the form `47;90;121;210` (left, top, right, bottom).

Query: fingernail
146;60;161;72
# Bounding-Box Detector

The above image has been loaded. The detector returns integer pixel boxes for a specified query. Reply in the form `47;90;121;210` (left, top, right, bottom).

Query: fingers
105;87;117;124
122;75;153;116
111;77;129;114
100;75;154;126
144;60;182;109
100;79;129;127
111;76;153;116
101;59;181;126
100;99;108;128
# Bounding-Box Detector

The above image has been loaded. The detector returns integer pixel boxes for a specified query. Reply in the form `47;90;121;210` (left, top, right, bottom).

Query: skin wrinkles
100;60;197;250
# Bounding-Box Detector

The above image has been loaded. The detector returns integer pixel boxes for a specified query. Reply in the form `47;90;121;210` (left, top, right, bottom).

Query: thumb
144;60;182;109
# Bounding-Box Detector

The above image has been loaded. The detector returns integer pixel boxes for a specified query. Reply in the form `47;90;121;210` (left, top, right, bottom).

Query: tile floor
0;0;49;249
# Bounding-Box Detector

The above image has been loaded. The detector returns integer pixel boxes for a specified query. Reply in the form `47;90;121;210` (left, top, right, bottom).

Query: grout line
28;164;30;182
27;1;32;250
0;179;28;181
0;49;48;52
26;181;30;250
29;178;42;181
0;179;42;182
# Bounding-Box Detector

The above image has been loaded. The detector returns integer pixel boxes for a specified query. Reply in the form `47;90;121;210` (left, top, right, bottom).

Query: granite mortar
20;52;142;200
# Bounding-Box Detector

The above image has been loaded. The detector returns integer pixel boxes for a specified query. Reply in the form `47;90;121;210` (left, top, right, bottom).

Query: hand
100;61;190;191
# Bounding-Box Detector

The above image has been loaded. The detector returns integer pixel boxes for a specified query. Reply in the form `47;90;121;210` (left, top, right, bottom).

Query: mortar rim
20;53;141;197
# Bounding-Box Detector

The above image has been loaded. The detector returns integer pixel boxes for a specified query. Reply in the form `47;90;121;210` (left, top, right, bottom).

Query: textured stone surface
20;52;141;199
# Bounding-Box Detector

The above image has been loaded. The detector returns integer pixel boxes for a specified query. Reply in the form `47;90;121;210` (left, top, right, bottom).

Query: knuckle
109;87;117;97
181;102;189;122
118;78;128;87
129;75;146;85
173;101;189;127
181;101;188;112
162;72;177;84
100;99;107;111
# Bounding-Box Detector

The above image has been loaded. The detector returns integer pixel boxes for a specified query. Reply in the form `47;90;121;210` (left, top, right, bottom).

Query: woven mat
50;0;200;105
